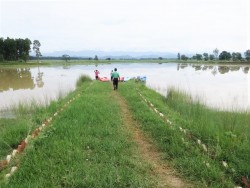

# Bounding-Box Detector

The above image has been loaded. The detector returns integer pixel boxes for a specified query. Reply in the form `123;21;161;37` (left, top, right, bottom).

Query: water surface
0;63;249;114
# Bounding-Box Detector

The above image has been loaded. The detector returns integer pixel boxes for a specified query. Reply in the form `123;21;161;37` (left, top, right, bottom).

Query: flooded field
0;63;249;114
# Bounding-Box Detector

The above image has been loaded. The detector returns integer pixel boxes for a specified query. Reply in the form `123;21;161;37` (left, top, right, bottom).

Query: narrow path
113;91;192;188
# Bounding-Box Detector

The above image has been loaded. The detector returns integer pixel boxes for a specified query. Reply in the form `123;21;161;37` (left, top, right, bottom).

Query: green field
0;78;249;187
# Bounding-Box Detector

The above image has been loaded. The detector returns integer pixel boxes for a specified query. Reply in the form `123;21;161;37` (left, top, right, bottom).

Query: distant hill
41;50;178;59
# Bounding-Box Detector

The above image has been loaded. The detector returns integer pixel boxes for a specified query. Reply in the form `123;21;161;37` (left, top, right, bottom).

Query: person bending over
94;70;100;80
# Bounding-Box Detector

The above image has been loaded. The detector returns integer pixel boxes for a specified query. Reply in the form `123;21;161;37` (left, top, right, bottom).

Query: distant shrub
76;75;92;87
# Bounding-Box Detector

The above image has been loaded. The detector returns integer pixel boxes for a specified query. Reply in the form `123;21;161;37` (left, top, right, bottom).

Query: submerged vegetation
0;79;249;187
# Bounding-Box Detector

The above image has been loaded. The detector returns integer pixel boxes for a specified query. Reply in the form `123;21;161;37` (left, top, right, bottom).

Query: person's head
114;68;117;71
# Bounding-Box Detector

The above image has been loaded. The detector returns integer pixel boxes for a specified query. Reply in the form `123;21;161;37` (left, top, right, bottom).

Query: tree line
178;48;250;62
0;37;31;62
0;37;42;62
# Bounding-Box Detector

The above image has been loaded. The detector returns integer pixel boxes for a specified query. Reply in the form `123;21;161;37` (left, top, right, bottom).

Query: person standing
110;70;113;81
94;70;100;80
112;68;120;90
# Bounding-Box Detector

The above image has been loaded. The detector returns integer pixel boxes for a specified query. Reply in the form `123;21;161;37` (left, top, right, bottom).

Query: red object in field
17;145;23;153
119;77;124;82
99;77;110;82
17;141;26;153
0;160;8;170
20;141;27;149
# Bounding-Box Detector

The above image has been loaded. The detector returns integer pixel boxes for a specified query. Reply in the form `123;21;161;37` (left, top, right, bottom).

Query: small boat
99;77;110;82
119;77;124;82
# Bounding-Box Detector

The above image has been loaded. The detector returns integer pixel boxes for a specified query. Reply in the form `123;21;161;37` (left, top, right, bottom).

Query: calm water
0;63;249;114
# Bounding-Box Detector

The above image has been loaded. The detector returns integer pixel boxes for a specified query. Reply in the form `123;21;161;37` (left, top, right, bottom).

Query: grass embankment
1;78;249;187
119;83;250;187
0;77;156;187
0;102;61;162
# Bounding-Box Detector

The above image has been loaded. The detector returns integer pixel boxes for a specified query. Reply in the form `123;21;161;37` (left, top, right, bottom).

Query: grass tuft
76;74;92;87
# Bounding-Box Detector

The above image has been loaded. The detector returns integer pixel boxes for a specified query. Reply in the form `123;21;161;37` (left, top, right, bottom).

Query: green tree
232;52;242;61
0;38;4;62
4;37;17;61
213;48;219;59
16;38;23;61
209;54;215;60
23;38;32;62
177;53;181;60
196;54;203;60
244;50;250;61
62;54;70;62
203;53;209;61
94;55;98;60
0;37;31;62
33;40;42;62
219;51;231;60
181;54;188;60
16;38;31;61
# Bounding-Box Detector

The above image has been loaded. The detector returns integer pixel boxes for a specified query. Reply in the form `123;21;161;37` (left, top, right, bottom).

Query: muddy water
0;63;249;114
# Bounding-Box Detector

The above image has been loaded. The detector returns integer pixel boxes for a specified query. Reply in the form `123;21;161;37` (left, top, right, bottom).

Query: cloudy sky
0;0;249;54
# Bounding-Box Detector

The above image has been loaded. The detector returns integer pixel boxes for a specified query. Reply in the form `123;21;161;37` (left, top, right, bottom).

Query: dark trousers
113;78;118;90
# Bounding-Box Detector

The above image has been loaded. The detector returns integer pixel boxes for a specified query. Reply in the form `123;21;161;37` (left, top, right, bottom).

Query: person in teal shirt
112;68;120;90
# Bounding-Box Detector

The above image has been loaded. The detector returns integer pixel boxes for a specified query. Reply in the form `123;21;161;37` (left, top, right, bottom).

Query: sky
0;0;249;55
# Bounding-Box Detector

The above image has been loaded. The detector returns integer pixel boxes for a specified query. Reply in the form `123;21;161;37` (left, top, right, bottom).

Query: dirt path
113;91;192;188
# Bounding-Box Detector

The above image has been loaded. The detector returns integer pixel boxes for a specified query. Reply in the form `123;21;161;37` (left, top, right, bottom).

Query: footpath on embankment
1;79;247;187
0;80;192;188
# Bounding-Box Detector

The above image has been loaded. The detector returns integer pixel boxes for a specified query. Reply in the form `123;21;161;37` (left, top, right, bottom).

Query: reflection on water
0;68;35;92
177;64;250;75
0;67;45;92
0;63;249;113
36;67;44;88
0;66;76;111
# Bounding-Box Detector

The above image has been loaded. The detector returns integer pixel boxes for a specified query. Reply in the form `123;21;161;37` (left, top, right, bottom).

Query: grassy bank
0;79;157;187
119;82;250;187
0;101;61;162
1;79;249;187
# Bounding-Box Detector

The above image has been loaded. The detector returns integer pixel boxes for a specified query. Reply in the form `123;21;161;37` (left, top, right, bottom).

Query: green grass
0;118;29;158
1;79;249;187
76;74;92;87
119;82;250;187
164;88;250;185
0;81;156;187
0;101;62;162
